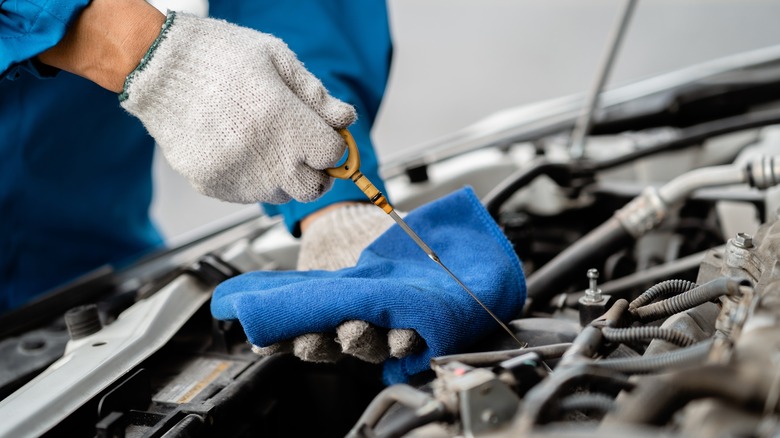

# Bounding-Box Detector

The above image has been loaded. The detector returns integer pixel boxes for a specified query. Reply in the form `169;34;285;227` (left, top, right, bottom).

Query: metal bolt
585;269;602;302
734;232;754;249
481;409;499;425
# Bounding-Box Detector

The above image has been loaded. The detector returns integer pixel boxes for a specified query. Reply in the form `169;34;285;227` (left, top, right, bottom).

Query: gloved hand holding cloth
211;187;527;383
257;202;422;364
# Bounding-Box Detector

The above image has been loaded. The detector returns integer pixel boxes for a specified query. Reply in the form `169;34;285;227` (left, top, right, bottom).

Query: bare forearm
38;0;165;92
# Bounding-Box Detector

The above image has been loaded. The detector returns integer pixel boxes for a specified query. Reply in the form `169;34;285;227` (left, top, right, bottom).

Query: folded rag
211;187;526;383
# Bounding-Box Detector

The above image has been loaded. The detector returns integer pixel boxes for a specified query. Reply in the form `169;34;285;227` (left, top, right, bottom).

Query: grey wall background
151;0;780;240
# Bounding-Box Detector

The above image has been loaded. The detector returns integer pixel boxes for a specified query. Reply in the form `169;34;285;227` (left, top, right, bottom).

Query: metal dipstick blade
387;211;525;347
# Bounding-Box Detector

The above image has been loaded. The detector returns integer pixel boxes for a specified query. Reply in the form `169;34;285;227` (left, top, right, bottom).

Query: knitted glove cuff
118;10;176;102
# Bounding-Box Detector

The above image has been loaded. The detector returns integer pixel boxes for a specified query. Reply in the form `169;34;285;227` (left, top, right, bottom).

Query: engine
348;133;780;437
5;46;780;438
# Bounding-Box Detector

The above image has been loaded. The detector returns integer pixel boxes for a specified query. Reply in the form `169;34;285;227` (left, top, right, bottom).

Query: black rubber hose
483;160;582;219
558;393;616;414
608;364;769;425
526;217;633;307
376;405;450;438
516;364;632;431
559;326;605;369
347;385;447;438
430;343;572;368
632;277;746;322
594;339;712;374
564;249;710;308
629;279;698;310
601;326;695;347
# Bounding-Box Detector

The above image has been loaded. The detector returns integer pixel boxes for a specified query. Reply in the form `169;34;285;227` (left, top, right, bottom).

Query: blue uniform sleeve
217;1;392;236
0;0;90;80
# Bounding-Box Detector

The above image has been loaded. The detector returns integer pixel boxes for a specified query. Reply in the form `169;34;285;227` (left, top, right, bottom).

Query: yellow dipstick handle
327;129;394;214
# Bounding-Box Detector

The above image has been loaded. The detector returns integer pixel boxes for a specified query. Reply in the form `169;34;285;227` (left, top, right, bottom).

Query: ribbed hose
595;339;712;374
629;279;698;310
558;393;616;413
632;277;745;322
602;326;695;347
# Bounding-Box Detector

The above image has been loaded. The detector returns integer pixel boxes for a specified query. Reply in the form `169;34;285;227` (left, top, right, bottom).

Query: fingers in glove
336;320;389;364
298;121;349;171
268;39;356;128
292;333;342;363
388;329;425;358
283;162;334;203
251;341;292;357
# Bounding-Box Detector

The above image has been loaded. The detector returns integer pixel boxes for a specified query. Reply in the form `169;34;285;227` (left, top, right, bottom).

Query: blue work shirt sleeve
0;0;90;80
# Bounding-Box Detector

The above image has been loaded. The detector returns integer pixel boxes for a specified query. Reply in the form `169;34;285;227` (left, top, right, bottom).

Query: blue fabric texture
0;72;162;312
0;0;391;312
211;187;527;384
0;0;91;80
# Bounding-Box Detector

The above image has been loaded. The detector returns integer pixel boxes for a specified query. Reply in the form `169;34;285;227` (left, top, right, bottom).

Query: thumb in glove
252;203;425;364
211;187;527;383
120;11;356;204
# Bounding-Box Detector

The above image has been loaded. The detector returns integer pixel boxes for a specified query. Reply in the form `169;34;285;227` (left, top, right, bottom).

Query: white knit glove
120;12;356;204
251;204;424;364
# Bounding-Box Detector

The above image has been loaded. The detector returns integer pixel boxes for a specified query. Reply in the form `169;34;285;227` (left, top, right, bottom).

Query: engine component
578;269;611;326
63;304;102;340
527;155;780;307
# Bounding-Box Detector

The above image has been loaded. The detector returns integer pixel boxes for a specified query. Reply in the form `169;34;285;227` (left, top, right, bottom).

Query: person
0;0;415;361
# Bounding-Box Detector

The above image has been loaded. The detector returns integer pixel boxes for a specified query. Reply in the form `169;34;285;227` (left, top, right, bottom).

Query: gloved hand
251;203;424;364
120;12;356;204
212;187;527;383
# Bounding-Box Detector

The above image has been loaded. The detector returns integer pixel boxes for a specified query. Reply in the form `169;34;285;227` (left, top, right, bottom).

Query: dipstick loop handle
327;129;393;214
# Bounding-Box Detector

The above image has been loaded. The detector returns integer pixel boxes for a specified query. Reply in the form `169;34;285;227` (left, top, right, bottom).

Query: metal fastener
481;410;499;425
734;232;754;249
584;269;602;302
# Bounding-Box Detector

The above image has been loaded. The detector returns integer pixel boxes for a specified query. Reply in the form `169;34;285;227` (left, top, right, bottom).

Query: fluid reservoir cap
64;304;102;340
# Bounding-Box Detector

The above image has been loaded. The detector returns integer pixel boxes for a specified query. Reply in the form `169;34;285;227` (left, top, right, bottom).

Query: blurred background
151;0;780;240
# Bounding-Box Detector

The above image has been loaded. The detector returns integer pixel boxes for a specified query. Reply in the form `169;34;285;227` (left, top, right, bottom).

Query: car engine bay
5;43;780;437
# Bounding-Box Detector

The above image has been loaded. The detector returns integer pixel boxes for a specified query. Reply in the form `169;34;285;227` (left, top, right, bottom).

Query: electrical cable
594;339;713;374
601;326;696;347
631;277;747;322
629;279;698;310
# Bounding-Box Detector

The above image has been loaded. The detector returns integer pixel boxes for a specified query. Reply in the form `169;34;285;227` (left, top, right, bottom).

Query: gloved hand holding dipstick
39;5;356;206
119;12;356;204
0;0;399;318
5;0;528;380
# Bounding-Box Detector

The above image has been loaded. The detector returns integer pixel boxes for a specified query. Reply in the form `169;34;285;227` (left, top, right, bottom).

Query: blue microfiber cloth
211;187;526;384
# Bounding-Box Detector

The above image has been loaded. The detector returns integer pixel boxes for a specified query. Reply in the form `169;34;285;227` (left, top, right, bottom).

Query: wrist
38;0;165;92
